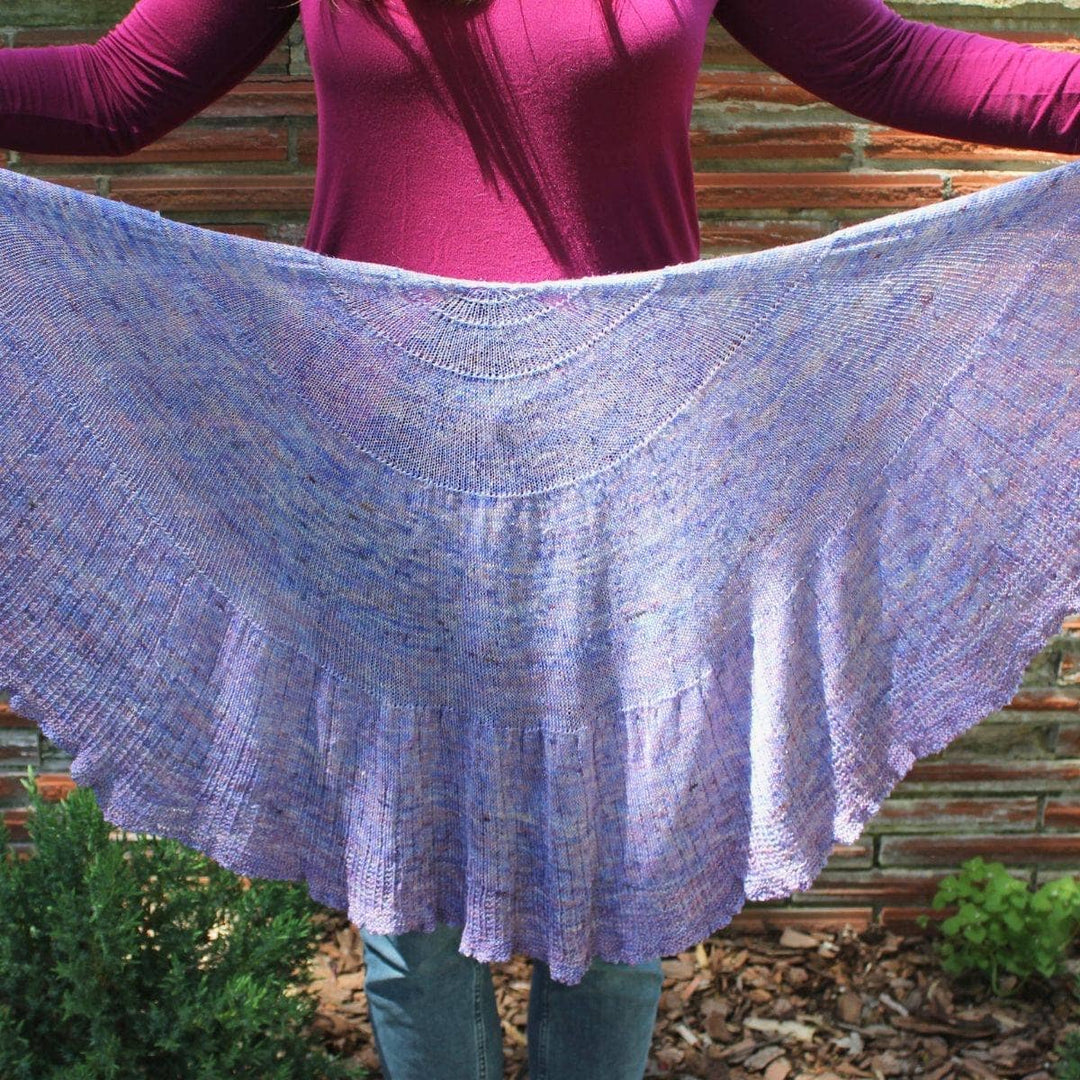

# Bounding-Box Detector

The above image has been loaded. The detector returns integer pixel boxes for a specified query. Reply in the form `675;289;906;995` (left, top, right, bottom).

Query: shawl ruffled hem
4;464;1078;981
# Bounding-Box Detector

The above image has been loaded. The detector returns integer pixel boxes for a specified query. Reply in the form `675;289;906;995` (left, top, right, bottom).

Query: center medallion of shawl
309;262;810;493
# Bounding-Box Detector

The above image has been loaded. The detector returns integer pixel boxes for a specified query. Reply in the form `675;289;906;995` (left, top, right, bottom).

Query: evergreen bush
0;766;366;1080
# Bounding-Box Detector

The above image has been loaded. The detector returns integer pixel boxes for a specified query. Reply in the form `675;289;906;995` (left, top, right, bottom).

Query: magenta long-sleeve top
2;0;1080;281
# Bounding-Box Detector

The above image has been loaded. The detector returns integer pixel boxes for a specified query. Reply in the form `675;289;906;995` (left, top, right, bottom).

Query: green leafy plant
1055;1029;1080;1079
0;766;366;1080
916;856;1080;996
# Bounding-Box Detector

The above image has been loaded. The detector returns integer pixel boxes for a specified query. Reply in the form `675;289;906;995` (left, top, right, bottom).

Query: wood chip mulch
304;911;1080;1079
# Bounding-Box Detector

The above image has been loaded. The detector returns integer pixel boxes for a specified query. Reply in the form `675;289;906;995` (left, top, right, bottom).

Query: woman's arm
0;0;298;156
715;0;1080;154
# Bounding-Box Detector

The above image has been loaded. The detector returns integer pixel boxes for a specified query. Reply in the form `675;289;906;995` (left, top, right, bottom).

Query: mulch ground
306;910;1080;1079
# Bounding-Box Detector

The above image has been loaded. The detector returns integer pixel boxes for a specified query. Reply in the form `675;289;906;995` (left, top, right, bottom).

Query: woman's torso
300;0;717;279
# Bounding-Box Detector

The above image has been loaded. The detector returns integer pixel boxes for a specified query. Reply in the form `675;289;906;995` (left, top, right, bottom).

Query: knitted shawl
2;164;1079;985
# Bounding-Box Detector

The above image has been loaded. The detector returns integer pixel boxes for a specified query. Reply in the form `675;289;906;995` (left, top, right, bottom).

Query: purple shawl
1;164;1078;983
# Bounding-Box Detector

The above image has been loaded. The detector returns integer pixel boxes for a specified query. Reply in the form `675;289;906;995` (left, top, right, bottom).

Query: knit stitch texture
1;165;1079;983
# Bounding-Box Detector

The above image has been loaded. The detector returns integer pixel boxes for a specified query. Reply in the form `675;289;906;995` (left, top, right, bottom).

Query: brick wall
2;0;1080;936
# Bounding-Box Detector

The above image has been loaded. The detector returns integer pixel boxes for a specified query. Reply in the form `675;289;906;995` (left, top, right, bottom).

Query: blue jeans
359;922;663;1080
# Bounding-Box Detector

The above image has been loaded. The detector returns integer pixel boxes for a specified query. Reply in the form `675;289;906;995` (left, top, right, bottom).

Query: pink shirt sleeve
0;0;296;155
3;0;1080;157
715;0;1080;153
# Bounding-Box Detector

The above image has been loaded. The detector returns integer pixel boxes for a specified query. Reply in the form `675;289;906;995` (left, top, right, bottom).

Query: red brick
12;28;100;46
108;174;314;212
789;870;950;906
948;171;1032;198
865;128;1071;165
202;79;316;119
263;43;295;76
1045;797;1080;830
1063;614;1080;633
939;720;1054;758
727;906;873;934
695;71;818;108
249;41;294;76
203;223;272;240
0;774;24;803
26;773;76;803
826;841;874;869
297;125;318;167
1007;688;1080;711
1058;653;1080;685
695;171;944;211
0;772;78;828
0;702;36;729
901;758;1080;789
866;796;1038;832
879;833;1080;868
1;808;28;844
699;219;830;254
879;907;948;934
1055;725;1080;758
19;125;289;166
0;741;36;765
2;171;98;194
691;125;855;163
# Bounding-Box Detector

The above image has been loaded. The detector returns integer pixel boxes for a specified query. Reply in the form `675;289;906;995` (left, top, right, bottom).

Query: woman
2;1;1080;1078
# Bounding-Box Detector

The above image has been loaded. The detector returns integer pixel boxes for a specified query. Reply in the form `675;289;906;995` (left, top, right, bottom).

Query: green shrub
0;766;366;1080
917;856;1080;996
